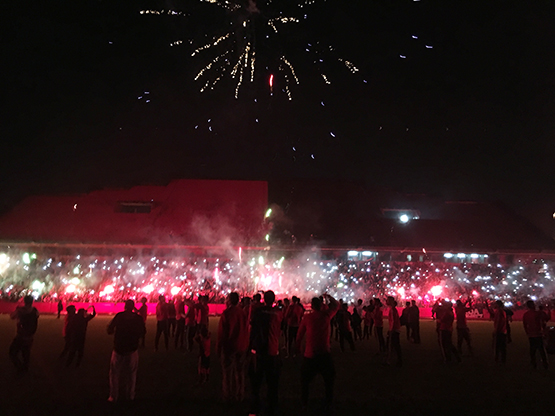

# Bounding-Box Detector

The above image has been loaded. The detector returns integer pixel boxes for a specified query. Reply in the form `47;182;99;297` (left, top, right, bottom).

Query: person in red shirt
522;300;548;369
487;300;507;363
386;296;402;366
296;294;338;409
285;296;305;357
155;295;169;352
455;299;473;355
218;292;248;402
438;301;461;363
373;298;385;353
248;290;283;416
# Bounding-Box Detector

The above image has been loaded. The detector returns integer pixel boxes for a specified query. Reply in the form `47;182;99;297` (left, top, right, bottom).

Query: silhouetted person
59;304;76;358
438;301;461;363
66;305;96;367
184;298;197;352
195;326;211;384
107;299;145;402
455;299;473;355
408;300;420;343
401;302;411;341
362;300;374;340
487;300;507;363
351;306;363;341
373;298;385;353
175;295;186;349
336;303;355;352
57;299;63;319
167;299;177;337
386;296;402;366
155;295;169;351
285;296;304;357
137;297;148;348
249;290;283;416
197;295;210;332
9;295;39;372
296;294;338;410
523;300;548;369
218;292;248;402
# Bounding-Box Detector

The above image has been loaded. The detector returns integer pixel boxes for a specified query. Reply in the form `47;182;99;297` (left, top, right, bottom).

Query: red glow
170;286;180;296
269;74;274;88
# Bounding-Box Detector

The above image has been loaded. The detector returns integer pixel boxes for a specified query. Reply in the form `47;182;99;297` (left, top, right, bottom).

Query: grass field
0;315;554;416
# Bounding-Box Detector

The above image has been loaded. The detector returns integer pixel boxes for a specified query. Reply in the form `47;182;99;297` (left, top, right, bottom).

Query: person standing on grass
522;300;549;369
487;300;507;363
362;300;374;340
174;295;186;349
184;297;197;352
167;298;177;338
137;297;148;348
107;299;145;403
66;305;96;367
285;296;304;357
408;300;420;344
9;295;39;373
455;299;473;355
296;294;338;411
438;301;461;363
248;290;283;416
197;295;210;333
218;292;248;402
400;301;411;341
195;326;211;384
59;304;76;358
155;295;169;352
57;299;63;319
386;296;402;366
373;298;385;353
336;303;355;352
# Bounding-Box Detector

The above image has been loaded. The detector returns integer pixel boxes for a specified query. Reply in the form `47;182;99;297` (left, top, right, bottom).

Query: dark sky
3;0;555;233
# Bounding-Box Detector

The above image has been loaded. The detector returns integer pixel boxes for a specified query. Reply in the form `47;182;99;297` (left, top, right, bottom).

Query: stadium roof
0;179;553;255
0;180;268;248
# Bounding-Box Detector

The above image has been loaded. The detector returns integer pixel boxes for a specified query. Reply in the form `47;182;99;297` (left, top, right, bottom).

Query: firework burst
142;0;359;99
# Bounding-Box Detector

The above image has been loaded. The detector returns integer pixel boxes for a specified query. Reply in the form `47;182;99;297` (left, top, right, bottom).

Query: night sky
3;0;555;234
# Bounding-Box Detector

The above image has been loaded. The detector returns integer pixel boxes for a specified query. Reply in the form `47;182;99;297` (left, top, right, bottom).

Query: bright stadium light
348;251;359;257
399;214;410;223
444;253;453;259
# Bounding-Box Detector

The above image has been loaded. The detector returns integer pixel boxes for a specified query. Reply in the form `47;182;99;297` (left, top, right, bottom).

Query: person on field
9;295;39;373
522;300;549;369
107;299;146;402
66;305;96;367
296;294;338;410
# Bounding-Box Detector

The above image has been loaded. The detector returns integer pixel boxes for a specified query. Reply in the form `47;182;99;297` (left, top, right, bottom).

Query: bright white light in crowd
472;290;479;296
73;266;80;275
171;286;180;296
65;285;76;294
104;285;115;294
258;256;265;265
457;253;466;259
31;280;45;291
397;287;406;298
22;253;31;264
430;285;442;297
142;284;154;294
158;288;165;294
399;214;410;223
265;208;272;218
444;253;453;259
70;277;80;285
348;251;358;257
